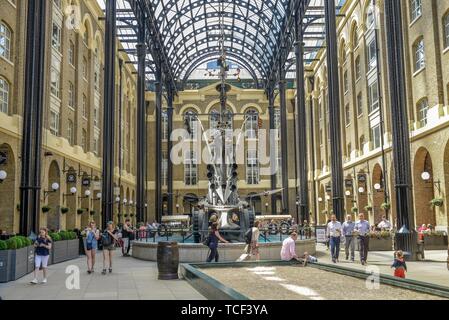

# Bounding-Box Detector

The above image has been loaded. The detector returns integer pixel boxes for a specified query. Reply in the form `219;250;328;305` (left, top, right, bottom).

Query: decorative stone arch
241;103;263;115
93;30;104;64
0;143;16;232
204;99;238;115
339;38;347;65
179;104;201;115
46;160;61;232
349;20;360;49
81;13;94;49
413;147;436;227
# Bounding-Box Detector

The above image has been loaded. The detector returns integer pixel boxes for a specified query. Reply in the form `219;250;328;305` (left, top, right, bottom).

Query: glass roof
96;0;347;86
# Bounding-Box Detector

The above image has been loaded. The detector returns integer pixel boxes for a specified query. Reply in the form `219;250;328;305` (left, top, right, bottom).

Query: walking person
342;214;355;262
354;213;371;265
102;221;118;275
248;221;261;261
84;221;100;274
391;250;407;278
326;214;342;263
206;222;228;263
122;219;134;257
31;228;52;284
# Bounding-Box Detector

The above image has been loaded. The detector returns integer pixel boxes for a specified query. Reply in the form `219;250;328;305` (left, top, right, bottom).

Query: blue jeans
207;246;219;262
330;236;341;260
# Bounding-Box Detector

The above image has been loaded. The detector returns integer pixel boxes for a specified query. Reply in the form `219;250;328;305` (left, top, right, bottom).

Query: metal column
20;0;47;236
384;0;417;259
167;88;174;215
324;0;345;222
295;11;309;224
155;62;163;222
118;58;123;223
279;63;289;214
136;17;146;224
101;0;116;228
268;88;277;215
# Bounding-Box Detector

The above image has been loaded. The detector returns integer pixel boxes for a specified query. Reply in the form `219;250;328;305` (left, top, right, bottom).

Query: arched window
162;110;168;140
0;76;9;114
0;22;12;61
83;23;89;46
413;38;425;71
183;110;197;139
417;98;429;127
410;0;422;22
184;151;197;186
209;109;220;132
443;13;449;49
245;109;258;139
67;120;74;145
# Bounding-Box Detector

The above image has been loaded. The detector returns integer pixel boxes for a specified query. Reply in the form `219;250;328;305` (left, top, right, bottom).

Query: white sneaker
30;278;38;284
41;278;47;284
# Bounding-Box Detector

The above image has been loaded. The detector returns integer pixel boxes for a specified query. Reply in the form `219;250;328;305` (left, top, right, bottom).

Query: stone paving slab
0;252;205;300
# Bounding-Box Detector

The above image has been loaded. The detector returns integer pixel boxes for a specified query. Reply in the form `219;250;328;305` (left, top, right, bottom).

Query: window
53;0;61;9
49;109;60;136
68;82;75;109
359;135;365;155
353;30;359;48
343;71;349;93
355;56;361;80
184;110;197;139
68;41;75;66
345;104;351;126
94;106;99;127
371;125;381;149
52;23;61;52
184;151;197;185
367;39;377;71
357;93;363;116
347;143;352;158
0;77;9;114
444;13;449;49
67;120;74;145
83;27;89;46
368;80;379;113
82;94;87;118
50;68;60;98
246;149;259;185
82;57;88;80
245;109;259;139
0;23;12;61
410;0;422;22
417;98;429;127
413;38;425;71
367;9;375;29
162;110;168;140
93;134;99;155
276;152;282;188
81;129;87;151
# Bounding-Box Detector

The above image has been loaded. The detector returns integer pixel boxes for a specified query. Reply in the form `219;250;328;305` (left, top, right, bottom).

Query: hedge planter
355;237;393;251
26;245;35;274
8;247;28;281
423;235;448;250
51;240;80;264
0;250;11;282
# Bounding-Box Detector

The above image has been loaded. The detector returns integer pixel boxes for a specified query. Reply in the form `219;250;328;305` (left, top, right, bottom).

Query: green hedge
49;232;61;241
4;236;32;249
0;240;7;250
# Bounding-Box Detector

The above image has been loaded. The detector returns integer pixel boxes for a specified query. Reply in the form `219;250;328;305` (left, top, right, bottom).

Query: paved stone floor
0;252;205;300
315;243;449;287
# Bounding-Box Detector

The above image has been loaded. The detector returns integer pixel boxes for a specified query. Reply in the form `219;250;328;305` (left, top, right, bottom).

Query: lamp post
44;182;59;198
421;171;441;194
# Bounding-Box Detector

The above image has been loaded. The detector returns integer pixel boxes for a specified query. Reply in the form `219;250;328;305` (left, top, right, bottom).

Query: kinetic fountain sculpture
191;13;254;242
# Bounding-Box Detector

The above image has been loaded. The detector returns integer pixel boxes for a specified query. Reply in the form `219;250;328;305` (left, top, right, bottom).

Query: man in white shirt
281;232;304;264
377;216;391;230
326;214;342;263
354;213;371;265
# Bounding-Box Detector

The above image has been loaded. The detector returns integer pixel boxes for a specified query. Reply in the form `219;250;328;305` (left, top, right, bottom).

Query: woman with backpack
206;222;228;263
102;221;118;275
84;221;100;274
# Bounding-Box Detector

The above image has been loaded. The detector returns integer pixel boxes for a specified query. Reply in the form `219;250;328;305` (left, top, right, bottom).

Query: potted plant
124;214;129;218
381;202;391;211
364;205;373;212
60;207;69;214
130;213;135;218
77;208;85;215
41;205;51;213
423;230;448;250
351;207;359;214
89;210;96;216
430;198;444;208
16;203;20;211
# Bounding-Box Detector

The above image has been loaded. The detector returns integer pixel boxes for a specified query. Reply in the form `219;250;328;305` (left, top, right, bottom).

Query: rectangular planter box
0;250;11;283
52;240;68;264
67;239;80;260
355;237;393;251
26;245;35;274
8;247;28;281
423;235;448;250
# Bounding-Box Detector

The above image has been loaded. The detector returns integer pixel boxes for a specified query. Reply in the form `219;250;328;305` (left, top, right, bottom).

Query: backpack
102;230;112;246
244;228;253;244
